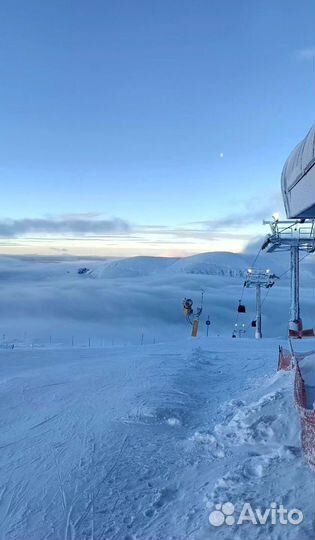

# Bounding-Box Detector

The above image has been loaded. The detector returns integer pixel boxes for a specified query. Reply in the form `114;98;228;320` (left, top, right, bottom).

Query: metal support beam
255;284;262;339
244;269;277;339
262;218;315;336
289;244;302;332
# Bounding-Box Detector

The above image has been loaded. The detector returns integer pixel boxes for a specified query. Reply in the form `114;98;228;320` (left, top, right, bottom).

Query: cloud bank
0;217;131;238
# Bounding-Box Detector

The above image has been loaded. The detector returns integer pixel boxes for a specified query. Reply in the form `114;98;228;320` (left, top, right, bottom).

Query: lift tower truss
262;219;315;337
244;269;277;339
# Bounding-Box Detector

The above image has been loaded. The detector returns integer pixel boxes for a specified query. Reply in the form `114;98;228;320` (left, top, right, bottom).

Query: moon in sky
220;152;224;158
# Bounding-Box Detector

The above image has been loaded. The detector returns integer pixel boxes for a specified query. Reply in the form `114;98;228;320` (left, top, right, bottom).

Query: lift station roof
281;125;315;219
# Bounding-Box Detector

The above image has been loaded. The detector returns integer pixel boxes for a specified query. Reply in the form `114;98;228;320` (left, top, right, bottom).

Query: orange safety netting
278;347;315;469
277;346;293;371
277;347;313;371
295;361;315;470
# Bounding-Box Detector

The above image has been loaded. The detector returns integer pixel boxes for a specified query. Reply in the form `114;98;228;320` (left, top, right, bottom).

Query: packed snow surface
0;337;314;540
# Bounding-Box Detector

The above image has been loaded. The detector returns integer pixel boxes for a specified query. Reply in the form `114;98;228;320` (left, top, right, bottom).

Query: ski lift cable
233;245;263;331
249;246;263;270
275;250;313;281
240;286;272;334
234;280;247;329
276;219;301;234
256;251;312;311
260;251;313;306
232;228;312;336
242;250;314;333
261;287;272;308
240;245;263;301
248;220;305;274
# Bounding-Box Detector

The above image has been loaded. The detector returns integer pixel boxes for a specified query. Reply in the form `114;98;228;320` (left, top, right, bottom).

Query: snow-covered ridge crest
89;252;251;279
87;250;315;281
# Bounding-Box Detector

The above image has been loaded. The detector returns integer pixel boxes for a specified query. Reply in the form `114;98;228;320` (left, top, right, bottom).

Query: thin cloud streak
191;194;284;231
295;47;315;61
193;208;269;230
0;201;272;255
0;217;131;238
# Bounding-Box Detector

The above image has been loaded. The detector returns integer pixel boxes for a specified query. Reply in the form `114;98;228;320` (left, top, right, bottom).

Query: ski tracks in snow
0;340;313;540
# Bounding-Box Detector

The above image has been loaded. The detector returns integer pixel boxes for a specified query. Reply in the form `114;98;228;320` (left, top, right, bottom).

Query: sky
0;0;314;257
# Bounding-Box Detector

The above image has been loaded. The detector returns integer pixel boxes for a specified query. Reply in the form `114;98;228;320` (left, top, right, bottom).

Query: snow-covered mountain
87;251;286;280
87;252;250;279
166;251;250;277
89;255;177;278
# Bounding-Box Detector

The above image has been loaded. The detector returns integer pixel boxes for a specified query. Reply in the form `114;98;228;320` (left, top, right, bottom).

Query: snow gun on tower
182;290;204;337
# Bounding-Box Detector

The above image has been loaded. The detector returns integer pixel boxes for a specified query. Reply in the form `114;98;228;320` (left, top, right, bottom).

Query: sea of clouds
0;251;314;347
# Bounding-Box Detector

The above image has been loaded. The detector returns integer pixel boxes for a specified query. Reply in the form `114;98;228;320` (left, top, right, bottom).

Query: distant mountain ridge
88;252;255;279
87;251;315;281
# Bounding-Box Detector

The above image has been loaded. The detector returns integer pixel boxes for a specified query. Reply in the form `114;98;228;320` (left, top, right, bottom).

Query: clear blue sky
0;0;314;256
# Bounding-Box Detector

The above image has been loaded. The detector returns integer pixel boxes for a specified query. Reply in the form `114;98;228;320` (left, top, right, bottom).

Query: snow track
0;338;313;539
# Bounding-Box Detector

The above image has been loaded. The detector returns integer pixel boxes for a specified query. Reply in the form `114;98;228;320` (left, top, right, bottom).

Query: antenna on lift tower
244;268;278;339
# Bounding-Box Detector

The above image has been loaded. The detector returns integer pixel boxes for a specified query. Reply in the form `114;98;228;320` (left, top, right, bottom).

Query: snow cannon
182;298;193;317
183;291;205;337
281;124;315;219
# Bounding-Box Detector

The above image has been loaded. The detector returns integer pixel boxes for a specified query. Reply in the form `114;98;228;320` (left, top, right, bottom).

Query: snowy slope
0;338;313;540
88;252;251;279
89;256;177;279
88;251;291;279
167;251;249;277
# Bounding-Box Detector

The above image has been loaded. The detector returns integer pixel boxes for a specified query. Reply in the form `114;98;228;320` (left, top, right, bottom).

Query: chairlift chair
237;301;246;313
